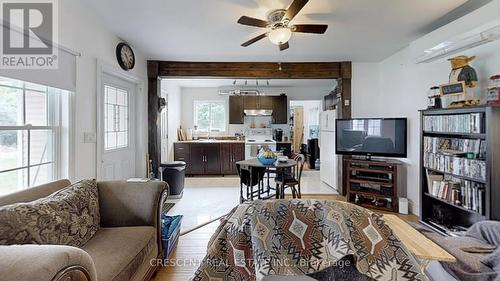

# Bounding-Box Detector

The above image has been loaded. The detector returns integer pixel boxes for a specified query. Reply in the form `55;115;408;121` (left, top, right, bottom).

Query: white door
98;74;136;180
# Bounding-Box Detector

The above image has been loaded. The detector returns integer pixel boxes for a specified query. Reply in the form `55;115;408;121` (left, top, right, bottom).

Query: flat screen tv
335;118;407;158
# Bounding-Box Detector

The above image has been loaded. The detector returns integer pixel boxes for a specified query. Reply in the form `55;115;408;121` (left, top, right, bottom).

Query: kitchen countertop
175;140;245;144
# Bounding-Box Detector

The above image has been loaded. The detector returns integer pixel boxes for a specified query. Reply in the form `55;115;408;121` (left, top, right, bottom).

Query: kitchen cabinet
272;95;288;124
243;96;259;109
175;142;244;175
174;143;191;173
190;143;221;175
229;95;288;124
260;96;273;109
229;96;244;124
221;143;245;175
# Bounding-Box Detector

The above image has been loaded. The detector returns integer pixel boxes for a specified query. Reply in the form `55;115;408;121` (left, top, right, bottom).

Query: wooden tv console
345;158;404;213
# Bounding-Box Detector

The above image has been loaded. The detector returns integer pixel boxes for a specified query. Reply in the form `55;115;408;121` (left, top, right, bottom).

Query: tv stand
345;158;404;213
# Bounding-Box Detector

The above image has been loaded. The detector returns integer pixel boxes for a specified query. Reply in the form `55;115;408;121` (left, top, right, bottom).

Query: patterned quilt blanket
193;200;428;281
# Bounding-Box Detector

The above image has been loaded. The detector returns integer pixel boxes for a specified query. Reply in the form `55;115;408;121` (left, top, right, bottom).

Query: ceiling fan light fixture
268;27;292;45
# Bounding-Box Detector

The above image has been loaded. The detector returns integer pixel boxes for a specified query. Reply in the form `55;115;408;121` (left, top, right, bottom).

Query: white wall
59;1;148;180
352;0;500;214
161;82;182;162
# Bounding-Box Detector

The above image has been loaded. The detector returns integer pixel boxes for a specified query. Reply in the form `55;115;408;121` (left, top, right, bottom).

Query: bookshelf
420;105;500;236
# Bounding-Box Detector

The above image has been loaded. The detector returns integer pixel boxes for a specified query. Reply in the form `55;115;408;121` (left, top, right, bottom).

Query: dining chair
275;154;306;199
236;163;266;203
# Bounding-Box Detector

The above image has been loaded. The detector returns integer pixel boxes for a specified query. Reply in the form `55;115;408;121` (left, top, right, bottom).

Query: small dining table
235;158;297;201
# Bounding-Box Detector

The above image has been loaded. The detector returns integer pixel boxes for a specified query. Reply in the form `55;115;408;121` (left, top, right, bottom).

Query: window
104;85;128;150
193;101;226;132
0;76;70;196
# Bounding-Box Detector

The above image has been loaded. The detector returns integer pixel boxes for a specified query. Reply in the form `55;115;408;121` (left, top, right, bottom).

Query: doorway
97;72;137;180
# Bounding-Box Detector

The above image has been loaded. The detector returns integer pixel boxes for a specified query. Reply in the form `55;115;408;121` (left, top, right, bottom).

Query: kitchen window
0;76;71;196
193;100;226;132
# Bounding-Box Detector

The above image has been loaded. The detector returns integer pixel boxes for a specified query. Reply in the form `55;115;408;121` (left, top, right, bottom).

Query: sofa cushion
0;179;100;247
82;226;156;281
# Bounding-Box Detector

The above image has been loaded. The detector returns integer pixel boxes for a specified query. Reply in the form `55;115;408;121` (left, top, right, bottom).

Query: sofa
0;179;168;281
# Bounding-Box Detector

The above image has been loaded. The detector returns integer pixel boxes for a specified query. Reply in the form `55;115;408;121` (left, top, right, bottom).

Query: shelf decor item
440;56;479;108
448;56;478;88
487;74;500;105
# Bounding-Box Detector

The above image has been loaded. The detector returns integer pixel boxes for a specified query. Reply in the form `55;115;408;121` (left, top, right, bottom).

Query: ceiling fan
237;0;328;51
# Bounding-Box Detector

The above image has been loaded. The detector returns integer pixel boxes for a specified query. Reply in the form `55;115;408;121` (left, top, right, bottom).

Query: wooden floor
152;194;418;281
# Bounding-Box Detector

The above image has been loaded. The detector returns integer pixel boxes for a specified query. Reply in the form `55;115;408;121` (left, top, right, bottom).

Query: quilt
193;199;428;281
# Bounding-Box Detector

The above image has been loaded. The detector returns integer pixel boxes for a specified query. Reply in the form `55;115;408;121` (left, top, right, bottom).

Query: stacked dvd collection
424;153;487;181
428;177;485;215
423;137;486;159
424;113;484;133
423;136;487;181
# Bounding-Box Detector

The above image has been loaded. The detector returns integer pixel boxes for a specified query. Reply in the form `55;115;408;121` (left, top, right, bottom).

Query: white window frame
0;77;71;191
193;100;227;132
103;84;130;151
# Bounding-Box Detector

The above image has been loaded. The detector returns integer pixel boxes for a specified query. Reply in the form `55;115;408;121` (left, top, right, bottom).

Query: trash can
160;161;186;198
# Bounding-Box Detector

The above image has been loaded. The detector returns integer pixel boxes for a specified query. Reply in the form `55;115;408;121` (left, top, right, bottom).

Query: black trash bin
160;161;186;198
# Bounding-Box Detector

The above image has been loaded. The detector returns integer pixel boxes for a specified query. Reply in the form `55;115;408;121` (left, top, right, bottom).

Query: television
335;118;407;158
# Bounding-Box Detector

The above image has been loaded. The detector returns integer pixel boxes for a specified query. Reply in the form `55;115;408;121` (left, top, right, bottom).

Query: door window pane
104;85;129;150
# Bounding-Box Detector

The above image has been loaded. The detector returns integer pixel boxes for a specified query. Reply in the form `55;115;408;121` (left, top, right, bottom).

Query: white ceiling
83;0;488;62
163;78;336;88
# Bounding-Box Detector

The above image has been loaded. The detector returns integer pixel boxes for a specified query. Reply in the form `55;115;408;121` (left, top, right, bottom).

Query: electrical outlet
84;132;96;143
344;99;350;106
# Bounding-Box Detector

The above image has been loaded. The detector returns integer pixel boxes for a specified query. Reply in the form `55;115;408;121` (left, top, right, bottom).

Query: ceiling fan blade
284;0;309;21
241;33;268;47
279;42;289;51
237;16;269;28
293;24;328;34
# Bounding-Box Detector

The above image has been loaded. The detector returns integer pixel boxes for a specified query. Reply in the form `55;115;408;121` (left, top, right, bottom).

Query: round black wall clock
116;42;135;71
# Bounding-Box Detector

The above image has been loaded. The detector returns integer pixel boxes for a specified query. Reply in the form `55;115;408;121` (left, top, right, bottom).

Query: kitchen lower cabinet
190;144;221;175
174;143;191;173
175;142;243;175
221;143;245;175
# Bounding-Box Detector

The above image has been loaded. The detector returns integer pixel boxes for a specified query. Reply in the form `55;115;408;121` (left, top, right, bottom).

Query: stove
245;129;276;159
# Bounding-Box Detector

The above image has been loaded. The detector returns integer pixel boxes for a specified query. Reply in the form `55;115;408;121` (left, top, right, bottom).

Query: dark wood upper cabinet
229;96;244;124
228;95;288;124
272;95;288;124
260;96;273;109
243;96;259;109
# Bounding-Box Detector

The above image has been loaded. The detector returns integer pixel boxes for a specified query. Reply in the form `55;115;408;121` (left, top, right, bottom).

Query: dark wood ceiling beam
152;61;348;79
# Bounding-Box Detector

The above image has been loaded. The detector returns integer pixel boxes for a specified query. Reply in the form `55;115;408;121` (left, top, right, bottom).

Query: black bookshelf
419;105;500;236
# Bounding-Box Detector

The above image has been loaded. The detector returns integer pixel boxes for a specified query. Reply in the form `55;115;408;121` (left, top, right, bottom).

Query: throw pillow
0;179;100;247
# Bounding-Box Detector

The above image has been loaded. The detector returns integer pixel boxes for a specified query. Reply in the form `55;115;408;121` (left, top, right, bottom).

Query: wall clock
116;42;135;71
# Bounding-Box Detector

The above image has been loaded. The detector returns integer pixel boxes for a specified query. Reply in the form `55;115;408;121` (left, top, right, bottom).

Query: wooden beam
148;61;161;178
154;61;344;79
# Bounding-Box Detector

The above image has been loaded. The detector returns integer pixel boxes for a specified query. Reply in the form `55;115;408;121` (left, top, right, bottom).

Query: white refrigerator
319;110;338;191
